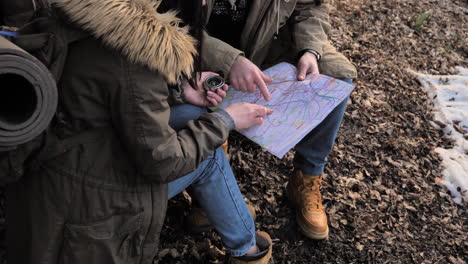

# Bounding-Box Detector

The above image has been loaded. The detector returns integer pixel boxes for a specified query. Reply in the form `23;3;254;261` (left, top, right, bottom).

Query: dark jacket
0;0;36;26
6;1;229;263
202;0;357;79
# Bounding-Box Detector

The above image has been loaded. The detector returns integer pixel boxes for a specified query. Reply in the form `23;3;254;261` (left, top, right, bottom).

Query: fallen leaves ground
159;0;468;263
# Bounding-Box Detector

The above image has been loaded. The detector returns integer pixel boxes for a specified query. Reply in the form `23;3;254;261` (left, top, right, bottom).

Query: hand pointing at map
229;56;273;101
225;103;274;130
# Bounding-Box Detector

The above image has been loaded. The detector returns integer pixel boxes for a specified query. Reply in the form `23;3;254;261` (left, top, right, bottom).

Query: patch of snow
415;67;468;204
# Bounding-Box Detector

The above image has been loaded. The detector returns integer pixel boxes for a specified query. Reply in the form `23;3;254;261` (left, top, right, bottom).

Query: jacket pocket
61;210;144;264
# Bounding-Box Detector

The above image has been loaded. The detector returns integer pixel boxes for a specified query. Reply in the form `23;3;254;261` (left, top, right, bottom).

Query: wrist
300;49;321;61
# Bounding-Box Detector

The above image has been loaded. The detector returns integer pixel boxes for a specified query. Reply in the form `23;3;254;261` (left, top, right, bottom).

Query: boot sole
296;216;329;240
286;182;329;240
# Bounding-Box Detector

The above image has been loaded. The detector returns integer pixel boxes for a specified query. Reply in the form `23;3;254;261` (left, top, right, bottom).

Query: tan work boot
228;231;272;264
222;140;229;159
186;202;256;234
287;170;329;240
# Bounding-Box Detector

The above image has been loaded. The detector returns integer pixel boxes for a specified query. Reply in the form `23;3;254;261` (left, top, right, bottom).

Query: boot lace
302;176;324;210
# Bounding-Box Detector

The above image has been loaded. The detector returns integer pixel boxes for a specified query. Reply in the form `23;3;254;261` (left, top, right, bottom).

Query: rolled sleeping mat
0;35;57;147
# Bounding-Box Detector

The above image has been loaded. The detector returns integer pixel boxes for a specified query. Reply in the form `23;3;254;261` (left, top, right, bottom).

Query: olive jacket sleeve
110;55;230;184
292;1;332;57
201;31;244;78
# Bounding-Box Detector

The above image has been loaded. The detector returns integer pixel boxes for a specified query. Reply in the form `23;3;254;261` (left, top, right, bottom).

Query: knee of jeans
216;146;232;163
193;148;223;182
204;148;230;178
169;104;208;130
174;104;207;116
184;104;208;118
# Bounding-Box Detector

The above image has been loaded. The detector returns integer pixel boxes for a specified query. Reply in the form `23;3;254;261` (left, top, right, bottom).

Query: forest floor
0;0;466;263
159;0;468;263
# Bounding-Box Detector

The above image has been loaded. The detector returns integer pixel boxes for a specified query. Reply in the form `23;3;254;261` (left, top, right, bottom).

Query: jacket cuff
202;32;244;78
211;109;235;131
295;42;323;59
223;50;244;79
300;49;321;61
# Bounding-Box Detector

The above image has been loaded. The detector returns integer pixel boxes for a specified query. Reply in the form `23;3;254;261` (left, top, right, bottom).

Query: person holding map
5;1;274;263
197;0;358;240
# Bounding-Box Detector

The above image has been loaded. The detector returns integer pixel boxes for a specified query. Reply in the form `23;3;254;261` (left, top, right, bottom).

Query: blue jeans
168;104;207;131
167;105;255;257
294;78;353;175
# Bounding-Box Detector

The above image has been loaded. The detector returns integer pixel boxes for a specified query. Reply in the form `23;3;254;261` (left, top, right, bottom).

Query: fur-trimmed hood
49;0;197;84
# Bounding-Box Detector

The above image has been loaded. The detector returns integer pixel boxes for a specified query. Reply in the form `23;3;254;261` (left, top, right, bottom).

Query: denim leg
293;78;353;175
169;104;207;131
168;148;256;257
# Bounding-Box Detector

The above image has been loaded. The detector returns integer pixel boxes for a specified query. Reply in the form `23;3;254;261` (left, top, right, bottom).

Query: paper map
218;62;355;158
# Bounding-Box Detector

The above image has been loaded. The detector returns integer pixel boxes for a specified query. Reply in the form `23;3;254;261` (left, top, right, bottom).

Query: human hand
229;56;273;101
224;103;273;130
183;72;229;107
297;52;319;81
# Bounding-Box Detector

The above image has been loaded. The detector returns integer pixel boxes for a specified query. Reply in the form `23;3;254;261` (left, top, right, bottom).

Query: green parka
6;1;230;264
202;0;357;79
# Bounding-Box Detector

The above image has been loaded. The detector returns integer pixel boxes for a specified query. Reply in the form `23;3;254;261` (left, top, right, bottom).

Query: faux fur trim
50;0;197;84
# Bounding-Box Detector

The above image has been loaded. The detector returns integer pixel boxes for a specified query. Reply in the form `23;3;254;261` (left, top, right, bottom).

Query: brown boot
222;140;229;160
287;170;328;240
228;231;272;264
186;202;256;234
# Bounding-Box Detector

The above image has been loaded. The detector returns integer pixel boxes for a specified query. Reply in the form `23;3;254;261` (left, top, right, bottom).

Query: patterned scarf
213;0;249;21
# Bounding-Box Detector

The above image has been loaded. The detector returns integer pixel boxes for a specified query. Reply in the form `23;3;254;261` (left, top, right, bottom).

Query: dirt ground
159;0;468;263
1;0;467;263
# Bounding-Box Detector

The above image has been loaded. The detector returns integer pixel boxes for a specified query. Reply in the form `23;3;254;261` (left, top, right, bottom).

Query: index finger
255;74;271;101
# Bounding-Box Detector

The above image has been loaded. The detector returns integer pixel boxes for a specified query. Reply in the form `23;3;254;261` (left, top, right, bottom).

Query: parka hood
50;0;197;84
